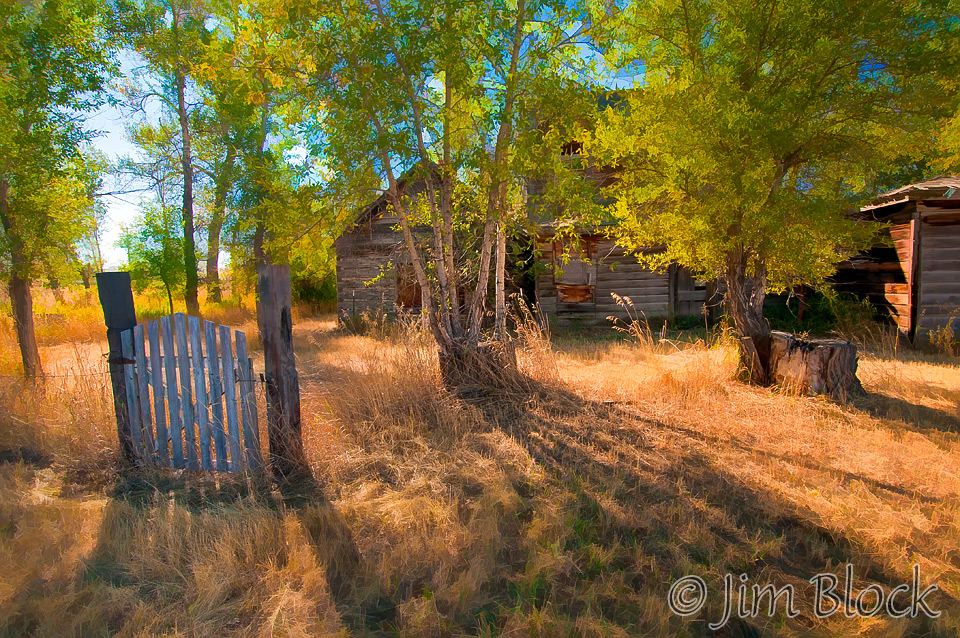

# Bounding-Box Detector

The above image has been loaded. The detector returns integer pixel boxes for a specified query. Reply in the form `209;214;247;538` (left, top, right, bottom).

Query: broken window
396;263;422;308
554;238;596;304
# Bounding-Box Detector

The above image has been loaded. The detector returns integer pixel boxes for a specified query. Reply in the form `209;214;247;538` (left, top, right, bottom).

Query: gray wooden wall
917;206;960;335
335;208;402;317
535;235;706;325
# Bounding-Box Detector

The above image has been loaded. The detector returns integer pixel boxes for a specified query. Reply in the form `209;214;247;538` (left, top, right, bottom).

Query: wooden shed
833;176;960;340
334;177;429;318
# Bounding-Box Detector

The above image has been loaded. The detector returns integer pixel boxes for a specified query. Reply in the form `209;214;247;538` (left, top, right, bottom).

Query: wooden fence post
257;265;309;479
96;272;138;463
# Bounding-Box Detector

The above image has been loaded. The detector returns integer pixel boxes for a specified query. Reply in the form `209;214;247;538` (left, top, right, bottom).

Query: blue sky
85;51;160;269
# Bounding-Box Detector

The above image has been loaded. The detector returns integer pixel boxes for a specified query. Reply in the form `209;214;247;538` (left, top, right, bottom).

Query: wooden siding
917;206;960;334
832;220;913;334
335;211;403;316
835;198;960;340
336;179;436;317
535;236;705;324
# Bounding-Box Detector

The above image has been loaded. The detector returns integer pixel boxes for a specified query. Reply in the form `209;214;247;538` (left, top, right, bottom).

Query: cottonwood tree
934;21;960;175
311;0;599;383
191;87;248;302
586;0;957;383
121;0;210;315
120;205;186;314
0;0;116;378
196;0;314;268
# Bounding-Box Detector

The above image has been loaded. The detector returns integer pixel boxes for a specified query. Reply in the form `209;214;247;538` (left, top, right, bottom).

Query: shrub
928;318;958;357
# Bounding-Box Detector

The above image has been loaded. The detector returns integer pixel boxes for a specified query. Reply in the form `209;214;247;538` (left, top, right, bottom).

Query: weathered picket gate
118;313;262;472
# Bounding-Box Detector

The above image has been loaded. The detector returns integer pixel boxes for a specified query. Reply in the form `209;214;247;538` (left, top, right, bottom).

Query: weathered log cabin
334;177;429;317
337;138;710;325
528;144;708;326
833;176;960;340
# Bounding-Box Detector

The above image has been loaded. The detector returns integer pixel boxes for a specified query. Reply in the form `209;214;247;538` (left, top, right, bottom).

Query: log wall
832;220;913;333
335;208;403;316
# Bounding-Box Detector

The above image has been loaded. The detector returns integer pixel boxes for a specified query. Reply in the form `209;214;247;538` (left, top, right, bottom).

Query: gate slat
148;320;169;467
235;332;261;469
189;316;212;470
174;313;197;470
205;321;228;471
120;329;142;459
121;313;259;475
219;325;242;470
133;325;155;459
161;316;183;468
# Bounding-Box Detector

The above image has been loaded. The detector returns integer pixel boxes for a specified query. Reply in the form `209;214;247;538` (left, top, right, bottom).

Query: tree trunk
206;231;222;303
9;274;43;380
206;145;236;304
0;178;42;379
251;99;271;271
441;76;460;336
724;257;771;385
466;0;525;346
165;281;174;315
495;219;507;338
80;265;91;290
48;273;63;303
173;9;200;317
438;340;518;393
253;220;268;267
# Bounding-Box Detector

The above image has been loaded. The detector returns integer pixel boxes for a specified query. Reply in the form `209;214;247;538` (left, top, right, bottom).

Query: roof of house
868;175;960;208
350;164;439;228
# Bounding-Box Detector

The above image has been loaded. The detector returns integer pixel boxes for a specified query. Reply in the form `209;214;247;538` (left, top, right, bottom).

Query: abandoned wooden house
334;176;429;318
336;146;711;324
336;171;710;325
833;175;960;340
527;144;709;326
533;228;709;326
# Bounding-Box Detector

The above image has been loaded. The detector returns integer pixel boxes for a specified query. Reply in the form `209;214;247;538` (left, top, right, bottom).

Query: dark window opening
396;264;422;308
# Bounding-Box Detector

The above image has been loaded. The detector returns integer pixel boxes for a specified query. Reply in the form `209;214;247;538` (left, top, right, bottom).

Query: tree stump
768;331;864;399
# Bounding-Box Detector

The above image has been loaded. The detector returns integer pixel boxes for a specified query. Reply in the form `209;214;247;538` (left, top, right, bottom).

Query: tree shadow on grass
853;391;960;435
464;378;958;636
4;467;368;637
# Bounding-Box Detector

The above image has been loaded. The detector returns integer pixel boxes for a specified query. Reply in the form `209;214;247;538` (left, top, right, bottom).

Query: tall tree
120;205;186;314
587;0;957;383
0;0;116;378
193;100;241;303
311;0;597;381
122;0;205;315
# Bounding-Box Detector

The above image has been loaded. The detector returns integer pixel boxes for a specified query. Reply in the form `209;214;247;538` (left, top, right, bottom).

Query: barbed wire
0;370;112;379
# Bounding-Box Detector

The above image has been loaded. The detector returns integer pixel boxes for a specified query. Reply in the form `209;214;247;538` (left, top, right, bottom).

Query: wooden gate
118;313;262;472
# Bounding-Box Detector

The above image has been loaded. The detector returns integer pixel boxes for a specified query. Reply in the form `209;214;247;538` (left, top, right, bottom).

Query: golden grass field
0;289;958;637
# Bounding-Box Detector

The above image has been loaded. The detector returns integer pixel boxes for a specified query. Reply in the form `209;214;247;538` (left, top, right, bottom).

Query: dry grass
0;292;959;636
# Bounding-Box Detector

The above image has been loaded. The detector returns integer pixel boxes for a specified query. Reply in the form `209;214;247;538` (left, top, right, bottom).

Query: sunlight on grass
0;299;958;636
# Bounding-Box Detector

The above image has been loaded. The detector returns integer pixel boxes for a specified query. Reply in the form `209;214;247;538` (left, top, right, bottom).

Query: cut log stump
769;331;865;399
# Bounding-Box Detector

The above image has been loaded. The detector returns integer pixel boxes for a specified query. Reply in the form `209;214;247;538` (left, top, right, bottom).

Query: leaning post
256;265;309;479
96;272;138;463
